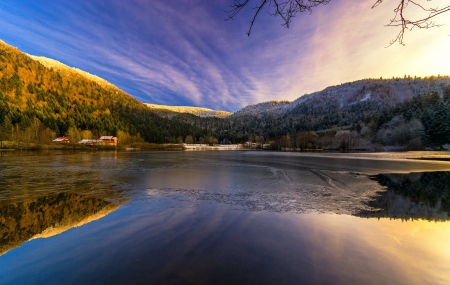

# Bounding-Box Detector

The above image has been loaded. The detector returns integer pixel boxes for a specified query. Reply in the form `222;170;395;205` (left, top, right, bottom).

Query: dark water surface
1;151;450;284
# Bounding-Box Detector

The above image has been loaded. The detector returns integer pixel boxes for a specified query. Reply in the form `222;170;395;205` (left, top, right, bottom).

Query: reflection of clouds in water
2;152;450;284
295;214;450;285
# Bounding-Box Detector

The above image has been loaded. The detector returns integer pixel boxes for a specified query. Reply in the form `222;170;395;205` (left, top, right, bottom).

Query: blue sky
1;0;449;112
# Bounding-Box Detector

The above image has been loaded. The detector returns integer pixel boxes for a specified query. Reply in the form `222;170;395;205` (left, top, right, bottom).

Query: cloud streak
0;0;449;111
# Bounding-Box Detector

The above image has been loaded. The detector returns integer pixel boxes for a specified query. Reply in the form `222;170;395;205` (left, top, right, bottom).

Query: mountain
232;100;291;117
167;76;450;148
145;103;231;118
0;40;200;144
219;76;450;143
232;77;450;118
1;39;449;149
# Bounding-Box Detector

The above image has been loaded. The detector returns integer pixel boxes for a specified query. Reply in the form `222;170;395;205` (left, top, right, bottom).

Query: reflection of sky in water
1;201;449;284
1;151;450;284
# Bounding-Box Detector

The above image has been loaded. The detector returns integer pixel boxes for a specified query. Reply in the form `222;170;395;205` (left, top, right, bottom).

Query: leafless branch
374;0;450;46
225;0;331;36
226;0;449;45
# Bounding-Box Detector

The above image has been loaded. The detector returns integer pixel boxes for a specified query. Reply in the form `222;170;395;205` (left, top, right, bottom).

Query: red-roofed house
99;136;118;145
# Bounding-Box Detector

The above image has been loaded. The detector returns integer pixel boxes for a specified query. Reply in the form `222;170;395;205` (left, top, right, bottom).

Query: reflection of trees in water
359;172;450;220
0;193;119;255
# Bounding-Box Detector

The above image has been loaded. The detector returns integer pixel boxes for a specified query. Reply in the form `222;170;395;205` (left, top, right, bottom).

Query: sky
0;0;449;112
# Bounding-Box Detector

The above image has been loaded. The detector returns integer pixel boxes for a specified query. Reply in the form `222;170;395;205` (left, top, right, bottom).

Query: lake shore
2;142;450;163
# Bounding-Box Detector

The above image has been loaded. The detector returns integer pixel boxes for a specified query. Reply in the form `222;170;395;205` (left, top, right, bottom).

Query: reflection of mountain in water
359;172;450;220
0;193;119;255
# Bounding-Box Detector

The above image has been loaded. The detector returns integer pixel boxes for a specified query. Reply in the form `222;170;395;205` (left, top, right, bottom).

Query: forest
162;80;450;150
0;41;202;147
1;40;449;150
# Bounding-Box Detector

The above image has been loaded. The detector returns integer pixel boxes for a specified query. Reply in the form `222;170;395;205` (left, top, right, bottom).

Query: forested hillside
1;39;449;150
171;77;450;150
229;77;450;135
0;40;200;144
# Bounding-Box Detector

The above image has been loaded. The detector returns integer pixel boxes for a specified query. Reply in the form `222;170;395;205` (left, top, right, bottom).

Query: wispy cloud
0;0;449;111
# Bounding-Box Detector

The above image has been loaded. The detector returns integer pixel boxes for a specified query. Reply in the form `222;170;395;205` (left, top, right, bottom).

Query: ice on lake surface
1;150;450;284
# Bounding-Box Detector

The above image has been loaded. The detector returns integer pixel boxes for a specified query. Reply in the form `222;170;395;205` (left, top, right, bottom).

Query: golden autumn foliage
0;40;198;145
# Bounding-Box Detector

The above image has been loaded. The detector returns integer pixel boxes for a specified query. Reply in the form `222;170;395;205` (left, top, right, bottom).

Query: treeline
361;90;450;149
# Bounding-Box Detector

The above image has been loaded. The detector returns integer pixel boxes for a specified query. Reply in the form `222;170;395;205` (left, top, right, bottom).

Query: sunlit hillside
145;103;231;118
0;40;199;144
28;55;115;90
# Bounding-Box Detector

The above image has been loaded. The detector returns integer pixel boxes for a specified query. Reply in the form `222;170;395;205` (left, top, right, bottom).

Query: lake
1;150;450;284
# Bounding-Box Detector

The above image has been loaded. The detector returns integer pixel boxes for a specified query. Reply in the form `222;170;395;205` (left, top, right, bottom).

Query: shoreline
2;146;450;163
183;144;243;151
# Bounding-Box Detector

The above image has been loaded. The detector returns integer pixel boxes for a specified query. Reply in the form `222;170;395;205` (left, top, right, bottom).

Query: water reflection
0;193;119;255
2;202;450;285
360;171;450;220
1;152;450;284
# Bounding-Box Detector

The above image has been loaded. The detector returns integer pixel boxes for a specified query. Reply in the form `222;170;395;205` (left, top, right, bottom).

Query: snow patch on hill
361;92;372;102
145;104;231;118
232;101;291;117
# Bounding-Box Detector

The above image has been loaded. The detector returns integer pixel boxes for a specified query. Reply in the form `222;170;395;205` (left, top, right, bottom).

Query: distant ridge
232;77;450;118
233;100;291;117
145;103;231;118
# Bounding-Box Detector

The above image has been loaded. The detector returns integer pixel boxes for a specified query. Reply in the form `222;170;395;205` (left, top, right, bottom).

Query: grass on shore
0;141;185;151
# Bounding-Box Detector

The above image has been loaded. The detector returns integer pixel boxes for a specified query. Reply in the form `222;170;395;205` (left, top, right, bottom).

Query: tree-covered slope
0;40;199;144
230;77;450;134
171;77;450;148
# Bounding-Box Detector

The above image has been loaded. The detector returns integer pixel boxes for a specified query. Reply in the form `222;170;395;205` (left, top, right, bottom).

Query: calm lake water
1;150;450;284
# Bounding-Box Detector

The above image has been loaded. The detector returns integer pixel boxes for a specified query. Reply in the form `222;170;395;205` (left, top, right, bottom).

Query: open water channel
1;150;450;284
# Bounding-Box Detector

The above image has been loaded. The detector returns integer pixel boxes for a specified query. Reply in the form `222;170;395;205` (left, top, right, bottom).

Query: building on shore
53;136;73;143
99;136;118;145
78;139;100;146
78;136;118;146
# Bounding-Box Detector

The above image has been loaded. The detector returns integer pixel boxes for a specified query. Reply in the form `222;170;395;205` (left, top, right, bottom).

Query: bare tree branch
225;0;331;36
373;0;450;46
226;0;450;45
